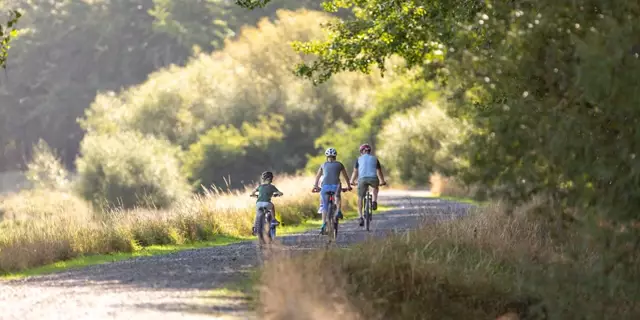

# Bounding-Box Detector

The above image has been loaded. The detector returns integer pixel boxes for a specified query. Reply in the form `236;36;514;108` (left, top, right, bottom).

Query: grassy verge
1;236;247;280
256;200;640;319
0;176;358;275
1;200;388;279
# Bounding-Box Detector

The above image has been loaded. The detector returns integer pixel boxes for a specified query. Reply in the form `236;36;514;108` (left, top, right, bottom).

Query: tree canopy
239;0;640;224
0;9;20;68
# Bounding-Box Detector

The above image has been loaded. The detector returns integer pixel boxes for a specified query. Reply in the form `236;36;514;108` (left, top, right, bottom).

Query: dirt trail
0;191;471;320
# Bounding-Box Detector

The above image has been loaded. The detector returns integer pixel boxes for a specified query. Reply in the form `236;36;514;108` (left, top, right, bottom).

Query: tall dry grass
257;200;640;320
0;175;356;274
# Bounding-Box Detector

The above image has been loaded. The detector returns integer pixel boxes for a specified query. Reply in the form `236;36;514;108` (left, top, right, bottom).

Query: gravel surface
0;191;472;320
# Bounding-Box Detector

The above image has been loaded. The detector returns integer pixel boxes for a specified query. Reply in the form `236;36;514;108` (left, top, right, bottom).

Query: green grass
432;195;487;205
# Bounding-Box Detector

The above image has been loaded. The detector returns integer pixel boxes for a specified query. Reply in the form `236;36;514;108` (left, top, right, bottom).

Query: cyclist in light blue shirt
350;143;387;226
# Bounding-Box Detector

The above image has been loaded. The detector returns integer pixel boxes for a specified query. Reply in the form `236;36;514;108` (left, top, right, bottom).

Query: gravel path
0;191;472;320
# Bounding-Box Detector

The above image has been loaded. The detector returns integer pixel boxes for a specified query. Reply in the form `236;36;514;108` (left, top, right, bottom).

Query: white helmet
324;147;337;157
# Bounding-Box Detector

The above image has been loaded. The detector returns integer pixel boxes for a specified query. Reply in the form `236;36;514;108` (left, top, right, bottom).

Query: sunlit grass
0;175;357;275
1;236;246;280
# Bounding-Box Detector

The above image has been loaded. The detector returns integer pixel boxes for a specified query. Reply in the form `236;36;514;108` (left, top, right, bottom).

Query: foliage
0;9;20;68
25;139;70;190
257;0;640;227
377;102;464;186
82;9;394;187
75;132;189;209
305;67;433;172
182;115;285;189
0;0;324;172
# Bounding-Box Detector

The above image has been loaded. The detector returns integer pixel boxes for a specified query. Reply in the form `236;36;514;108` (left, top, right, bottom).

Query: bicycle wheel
326;202;335;241
332;204;339;239
265;212;274;242
365;192;371;232
256;209;266;244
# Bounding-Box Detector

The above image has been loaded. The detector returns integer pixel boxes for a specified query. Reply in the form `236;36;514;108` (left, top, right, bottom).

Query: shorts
357;177;379;198
256;202;274;216
320;184;341;214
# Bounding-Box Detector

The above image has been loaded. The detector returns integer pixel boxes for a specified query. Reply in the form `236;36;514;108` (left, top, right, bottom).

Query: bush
182;115;285;190
75;131;189;209
377;102;465;186
25;139;71;191
81;9;389;181
305;69;433;172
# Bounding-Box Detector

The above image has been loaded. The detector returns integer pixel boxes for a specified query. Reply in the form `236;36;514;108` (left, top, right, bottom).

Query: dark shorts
357;177;379;197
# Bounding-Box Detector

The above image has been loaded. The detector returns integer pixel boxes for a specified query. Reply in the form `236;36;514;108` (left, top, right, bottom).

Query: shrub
25;139;70;190
377;102;465;186
75;131;189;209
182;115;285;190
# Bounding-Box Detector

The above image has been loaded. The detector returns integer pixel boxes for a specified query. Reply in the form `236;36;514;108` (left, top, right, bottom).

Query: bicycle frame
313;187;349;241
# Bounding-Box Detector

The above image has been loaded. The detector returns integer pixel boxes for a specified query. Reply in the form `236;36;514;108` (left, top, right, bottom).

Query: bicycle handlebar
311;187;351;193
250;193;282;198
349;182;388;186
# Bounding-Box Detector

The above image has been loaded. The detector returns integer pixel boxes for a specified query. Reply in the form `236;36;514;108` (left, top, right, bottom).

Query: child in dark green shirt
251;171;283;235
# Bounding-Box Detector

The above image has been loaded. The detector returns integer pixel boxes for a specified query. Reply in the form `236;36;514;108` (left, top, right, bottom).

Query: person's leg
320;187;330;233
268;202;279;225
336;187;343;219
357;179;366;226
370;177;380;210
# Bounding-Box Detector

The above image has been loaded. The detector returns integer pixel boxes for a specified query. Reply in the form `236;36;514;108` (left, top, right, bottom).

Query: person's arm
350;160;359;185
313;166;323;189
251;185;260;196
376;159;387;185
340;163;351;189
273;185;284;196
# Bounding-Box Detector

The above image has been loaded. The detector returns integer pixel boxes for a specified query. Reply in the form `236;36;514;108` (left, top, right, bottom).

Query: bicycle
354;181;386;232
312;186;349;241
250;193;281;245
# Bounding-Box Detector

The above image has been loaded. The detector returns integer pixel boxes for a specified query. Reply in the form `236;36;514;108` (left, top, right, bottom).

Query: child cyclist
250;171;283;235
312;148;352;234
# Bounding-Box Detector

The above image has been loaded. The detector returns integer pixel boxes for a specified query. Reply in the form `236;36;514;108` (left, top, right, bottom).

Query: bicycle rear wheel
326;203;336;241
256;210;266;244
365;192;371;232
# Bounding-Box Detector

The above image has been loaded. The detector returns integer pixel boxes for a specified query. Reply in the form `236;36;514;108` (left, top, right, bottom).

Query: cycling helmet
325;147;337;157
261;171;273;182
359;143;372;153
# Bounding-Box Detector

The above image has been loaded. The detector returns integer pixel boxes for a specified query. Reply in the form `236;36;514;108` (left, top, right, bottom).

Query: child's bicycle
312;187;350;241
250;193;281;245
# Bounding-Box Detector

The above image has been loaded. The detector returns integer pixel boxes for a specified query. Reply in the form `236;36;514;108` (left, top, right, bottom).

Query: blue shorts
320;184;341;214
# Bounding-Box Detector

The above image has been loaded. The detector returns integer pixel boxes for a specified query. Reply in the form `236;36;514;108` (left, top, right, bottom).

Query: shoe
372;201;378;210
320;222;326;235
317;206;323;214
336;210;343;220
359;217;364;227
